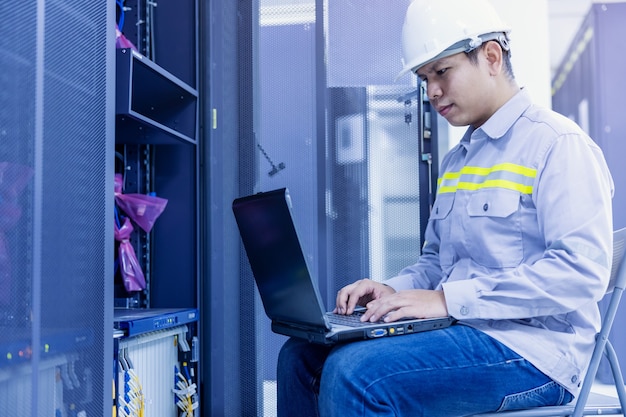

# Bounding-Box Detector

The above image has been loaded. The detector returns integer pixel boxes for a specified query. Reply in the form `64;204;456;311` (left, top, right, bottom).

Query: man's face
416;51;494;128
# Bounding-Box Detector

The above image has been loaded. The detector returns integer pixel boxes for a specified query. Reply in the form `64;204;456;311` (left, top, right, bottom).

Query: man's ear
483;41;503;76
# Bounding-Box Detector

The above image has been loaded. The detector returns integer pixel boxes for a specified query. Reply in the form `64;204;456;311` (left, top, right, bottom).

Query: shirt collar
458;88;532;150
478;88;532;140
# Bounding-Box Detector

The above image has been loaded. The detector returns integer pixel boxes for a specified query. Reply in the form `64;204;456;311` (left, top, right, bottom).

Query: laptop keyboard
326;311;382;327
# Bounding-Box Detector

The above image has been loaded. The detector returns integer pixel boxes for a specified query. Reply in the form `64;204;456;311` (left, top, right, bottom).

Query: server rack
114;1;200;416
551;2;626;384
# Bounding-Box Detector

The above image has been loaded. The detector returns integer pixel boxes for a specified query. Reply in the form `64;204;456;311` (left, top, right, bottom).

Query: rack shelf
116;48;198;145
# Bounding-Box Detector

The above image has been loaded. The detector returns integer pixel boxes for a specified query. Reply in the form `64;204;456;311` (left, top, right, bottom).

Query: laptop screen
233;188;329;328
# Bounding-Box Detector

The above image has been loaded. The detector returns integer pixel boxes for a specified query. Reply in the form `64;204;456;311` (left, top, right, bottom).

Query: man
277;0;614;415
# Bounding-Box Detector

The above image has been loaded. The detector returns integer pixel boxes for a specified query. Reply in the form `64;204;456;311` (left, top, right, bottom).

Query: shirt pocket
465;188;523;268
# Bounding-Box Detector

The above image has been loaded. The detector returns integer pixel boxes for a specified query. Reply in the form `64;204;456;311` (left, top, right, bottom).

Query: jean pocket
497;381;573;412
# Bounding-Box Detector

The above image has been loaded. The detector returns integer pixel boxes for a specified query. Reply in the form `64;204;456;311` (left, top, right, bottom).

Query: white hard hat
397;0;511;79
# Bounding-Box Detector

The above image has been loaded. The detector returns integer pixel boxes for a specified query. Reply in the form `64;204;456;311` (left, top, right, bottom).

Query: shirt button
571;375;578;384
460;306;469;316
483;203;489;211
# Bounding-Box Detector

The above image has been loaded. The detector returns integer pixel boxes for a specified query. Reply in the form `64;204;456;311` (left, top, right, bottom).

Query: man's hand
333;279;395;316
361;289;449;323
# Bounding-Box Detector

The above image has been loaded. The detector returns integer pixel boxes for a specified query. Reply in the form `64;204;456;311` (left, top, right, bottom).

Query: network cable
118;349;145;417
173;363;198;417
116;0;125;31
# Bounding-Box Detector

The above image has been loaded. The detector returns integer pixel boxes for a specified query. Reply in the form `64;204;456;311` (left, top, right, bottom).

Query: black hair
467;40;515;81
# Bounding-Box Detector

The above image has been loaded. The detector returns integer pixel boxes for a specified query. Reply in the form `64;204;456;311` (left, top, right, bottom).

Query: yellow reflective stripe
441;171;462;180
494;163;537;177
437;163;537;195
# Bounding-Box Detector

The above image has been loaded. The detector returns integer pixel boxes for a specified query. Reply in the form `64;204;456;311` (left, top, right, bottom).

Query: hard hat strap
412;32;510;74
455;32;510;55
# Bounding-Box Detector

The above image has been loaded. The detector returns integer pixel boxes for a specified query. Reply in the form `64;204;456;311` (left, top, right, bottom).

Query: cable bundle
173;362;198;417
117;349;145;417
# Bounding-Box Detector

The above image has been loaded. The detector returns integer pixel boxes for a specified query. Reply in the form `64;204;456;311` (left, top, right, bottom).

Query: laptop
232;187;455;345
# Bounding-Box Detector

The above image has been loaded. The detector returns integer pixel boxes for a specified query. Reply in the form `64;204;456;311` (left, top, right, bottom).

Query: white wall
491;0;552;108
441;0;551;152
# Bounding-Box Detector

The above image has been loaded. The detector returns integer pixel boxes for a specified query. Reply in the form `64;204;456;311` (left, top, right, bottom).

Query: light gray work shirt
385;89;615;395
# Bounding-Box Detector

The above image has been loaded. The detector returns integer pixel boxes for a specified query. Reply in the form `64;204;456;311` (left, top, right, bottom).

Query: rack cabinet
551;2;626;384
113;1;200;416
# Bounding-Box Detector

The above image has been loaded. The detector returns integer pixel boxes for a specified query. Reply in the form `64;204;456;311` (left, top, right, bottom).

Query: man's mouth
437;103;453;118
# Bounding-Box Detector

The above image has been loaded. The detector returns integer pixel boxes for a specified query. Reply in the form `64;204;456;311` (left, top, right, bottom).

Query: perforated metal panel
0;1;113;416
202;1;437;414
247;1;432;415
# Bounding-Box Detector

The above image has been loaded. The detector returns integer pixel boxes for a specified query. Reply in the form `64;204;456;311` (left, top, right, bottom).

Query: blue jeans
277;325;573;417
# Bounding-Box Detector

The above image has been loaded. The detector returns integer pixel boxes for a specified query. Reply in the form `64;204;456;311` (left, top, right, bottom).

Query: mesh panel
0;0;110;415
251;1;424;415
0;3;37;328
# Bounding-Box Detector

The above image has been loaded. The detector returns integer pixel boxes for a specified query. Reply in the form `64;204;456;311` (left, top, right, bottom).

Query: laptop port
370;328;388;338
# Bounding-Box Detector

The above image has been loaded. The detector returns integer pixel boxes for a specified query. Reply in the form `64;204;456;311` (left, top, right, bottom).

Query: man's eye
436;68;448;76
